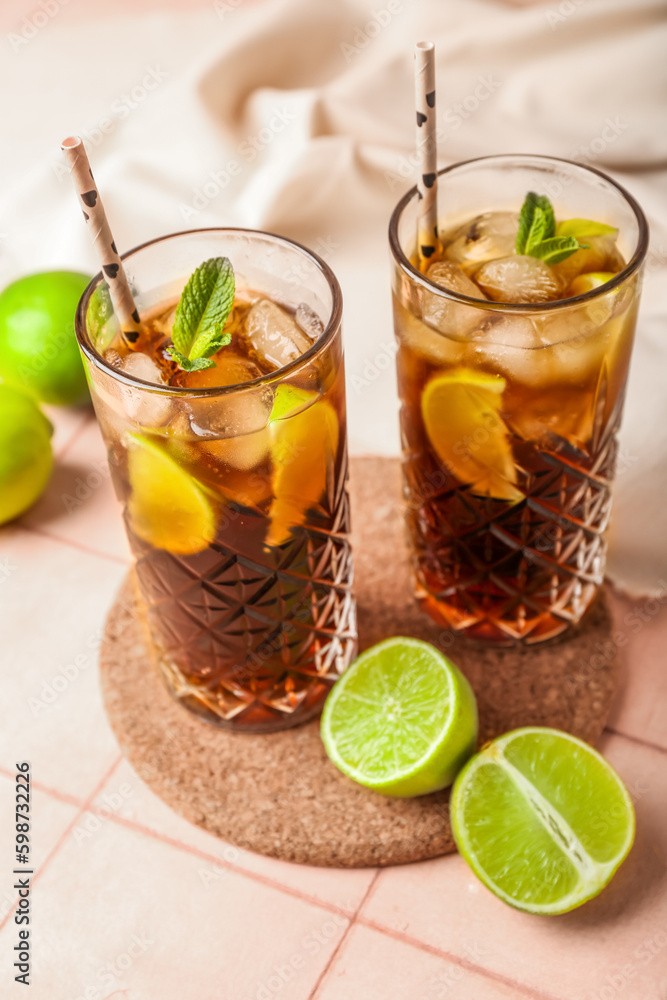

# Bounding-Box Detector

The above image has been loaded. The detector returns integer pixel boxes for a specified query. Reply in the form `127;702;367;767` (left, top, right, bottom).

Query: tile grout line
0;755;122;934
603;726;667;756
15;523;131;567
88;808;361;920
0;765;83;809
308;870;381;1000
358;918;562;1000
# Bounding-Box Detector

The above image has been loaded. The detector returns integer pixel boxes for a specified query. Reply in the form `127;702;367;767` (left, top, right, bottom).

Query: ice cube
476;256;561;304
466;315;552;386
422;261;486;337
185;355;274;439
147;302;178;338
178;352;263;391
395;299;466;366
103;348;123;369
203;429;270;471
120;352;164;385
243;299;312;370
552;234;624;287
533;303;610;384
295;302;324;340
118;351;173;426
443;212;519;276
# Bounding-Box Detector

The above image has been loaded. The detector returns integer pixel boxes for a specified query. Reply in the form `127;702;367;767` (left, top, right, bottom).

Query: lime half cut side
450;727;635;914
321;637;478;798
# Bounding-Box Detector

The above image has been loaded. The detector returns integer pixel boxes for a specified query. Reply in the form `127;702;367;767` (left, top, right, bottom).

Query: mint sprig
167;256;235;371
526;236;585;266
516;192;588;264
166;348;222;373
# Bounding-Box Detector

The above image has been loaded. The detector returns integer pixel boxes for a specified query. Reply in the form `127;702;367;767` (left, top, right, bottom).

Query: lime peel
421;367;522;503
126;433;217;555
450;727;635;915
321;637;478;798
269;383;317;421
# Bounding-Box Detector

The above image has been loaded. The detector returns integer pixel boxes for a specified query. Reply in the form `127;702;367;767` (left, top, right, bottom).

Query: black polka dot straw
414;42;441;270
61;136;141;348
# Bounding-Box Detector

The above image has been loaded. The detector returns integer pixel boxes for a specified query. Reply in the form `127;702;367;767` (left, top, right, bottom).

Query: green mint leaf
535;195;555;241
527;236;590;266
526;206;550;252
515;192;537;254
516;192;556;254
190;329;232;361
172;257;235;361
166;346;216;372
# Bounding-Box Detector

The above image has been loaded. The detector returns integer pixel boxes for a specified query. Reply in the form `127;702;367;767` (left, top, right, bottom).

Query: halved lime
126;433;217;555
421;367;522;503
321;638;478;797
451;727;635;914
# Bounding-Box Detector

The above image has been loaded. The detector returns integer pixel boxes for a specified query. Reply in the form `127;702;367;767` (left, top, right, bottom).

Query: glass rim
75;226;344;397
388;154;649;313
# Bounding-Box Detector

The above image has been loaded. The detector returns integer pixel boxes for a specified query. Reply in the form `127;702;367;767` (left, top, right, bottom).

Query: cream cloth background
0;0;665;595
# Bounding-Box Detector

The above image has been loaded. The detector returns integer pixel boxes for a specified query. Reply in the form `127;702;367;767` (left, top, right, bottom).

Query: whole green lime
0;384;53;524
0;271;92;406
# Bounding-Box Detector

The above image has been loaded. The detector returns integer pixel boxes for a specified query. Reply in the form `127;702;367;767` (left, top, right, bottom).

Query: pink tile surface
0;527;126;799
92;759;377;915
316;924;522;1000
41;404;91;459
2;348;665;997
361;733;667;1000
21;417;131;563
0;817;348;1000
607;589;667;751
0;774;77;926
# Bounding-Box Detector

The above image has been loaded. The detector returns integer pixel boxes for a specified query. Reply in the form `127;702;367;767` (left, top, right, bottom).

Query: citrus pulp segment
126;433;217;555
450;727;635;914
421;368;522;503
321;637;478;797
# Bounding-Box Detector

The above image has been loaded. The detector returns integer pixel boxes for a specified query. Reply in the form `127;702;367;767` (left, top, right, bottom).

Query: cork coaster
100;456;619;869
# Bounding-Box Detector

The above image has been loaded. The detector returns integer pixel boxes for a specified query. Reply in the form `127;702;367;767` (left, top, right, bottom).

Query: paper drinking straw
61;136;141;345
414;41;440;270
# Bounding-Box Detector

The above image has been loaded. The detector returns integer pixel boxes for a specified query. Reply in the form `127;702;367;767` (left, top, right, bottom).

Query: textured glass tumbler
390;155;648;645
77;228;356;731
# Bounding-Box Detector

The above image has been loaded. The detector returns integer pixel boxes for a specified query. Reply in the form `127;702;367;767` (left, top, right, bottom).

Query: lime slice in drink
321;638;478;797
269;383;317;421
421;368;522;503
568;271;616;296
126;433;217;555
555;219;618;241
450;727;635;914
266;395;338;547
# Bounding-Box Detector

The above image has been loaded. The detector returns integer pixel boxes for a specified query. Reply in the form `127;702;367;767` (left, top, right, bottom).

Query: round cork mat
100;456;619;868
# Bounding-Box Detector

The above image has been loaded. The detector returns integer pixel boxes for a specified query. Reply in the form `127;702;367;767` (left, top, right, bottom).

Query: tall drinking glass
390;155;647;644
76;228;356;730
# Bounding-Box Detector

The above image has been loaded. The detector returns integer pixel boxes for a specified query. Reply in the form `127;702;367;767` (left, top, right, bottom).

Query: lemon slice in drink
266;390;338;547
321;638;478;797
421;368;522;503
126;434;217;555
451;727;635;914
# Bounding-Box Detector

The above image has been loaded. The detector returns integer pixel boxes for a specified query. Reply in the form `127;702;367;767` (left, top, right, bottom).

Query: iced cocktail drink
390;156;647;644
76;229;356;730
